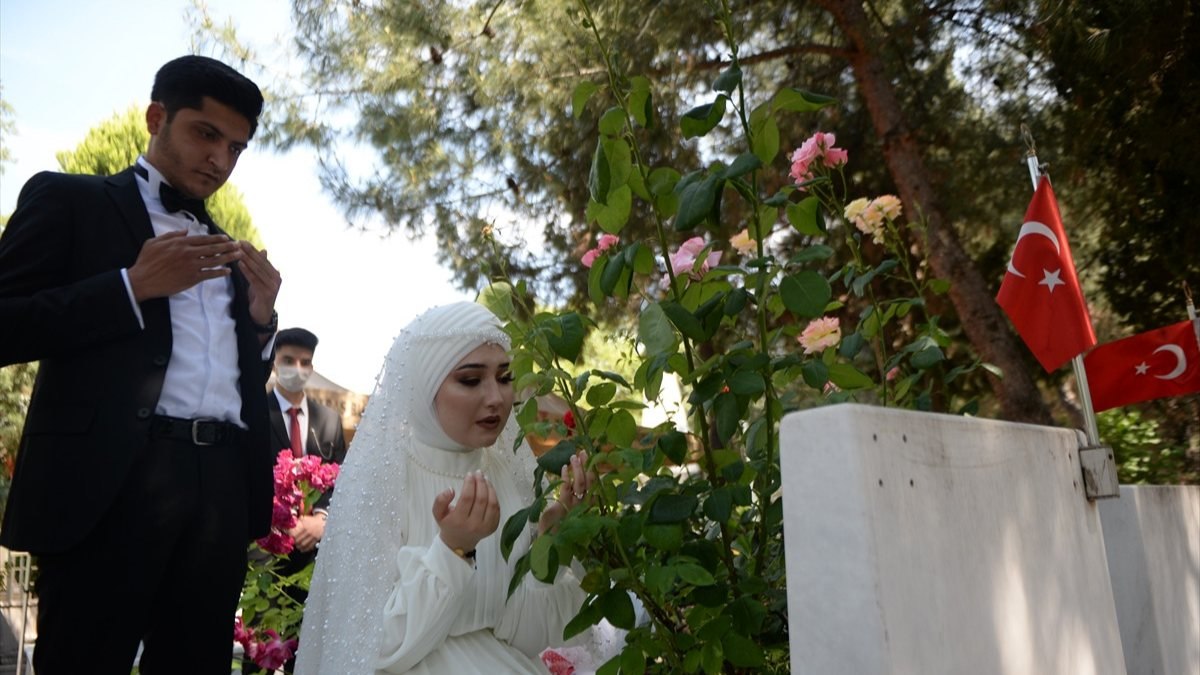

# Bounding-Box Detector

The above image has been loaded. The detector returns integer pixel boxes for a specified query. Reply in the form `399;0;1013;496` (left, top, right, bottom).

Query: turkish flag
1084;320;1200;412
996;176;1096;371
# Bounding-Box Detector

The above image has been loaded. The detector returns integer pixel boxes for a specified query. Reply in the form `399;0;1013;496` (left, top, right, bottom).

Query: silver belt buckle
191;417;218;446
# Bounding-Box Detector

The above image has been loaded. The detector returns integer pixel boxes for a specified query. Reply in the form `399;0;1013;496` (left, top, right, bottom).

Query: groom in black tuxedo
0;55;280;674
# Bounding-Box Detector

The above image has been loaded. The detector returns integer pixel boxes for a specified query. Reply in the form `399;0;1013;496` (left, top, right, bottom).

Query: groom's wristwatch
252;309;278;334
452;547;477;565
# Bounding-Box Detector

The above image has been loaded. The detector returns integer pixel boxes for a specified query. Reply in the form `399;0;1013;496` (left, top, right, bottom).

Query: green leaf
929;278;952;294
674;173;722;231
598;106;625;136
587;138;610;204
628;76;653;128
678;563;716;586
587;255;607;305
657;430;688;465
723;633;765;667
620;646;646;674
827;363;874;390
720;152;762;181
790;244;835;265
839;331;866;359
600;588;637;629
786;195;823;235
564;597;604;639
702;641;724;674
851;259;899;297
639;302;679;356
910;345;945;370
724;287;748;316
631;242;656;275
602;138;632;192
516;397;539;429
643;523;683;551
801;360;829;388
751;114;780;165
648;493;698;524
572;81;600;119
780;271;832;318
728;370;765;396
647;166;681;196
680;97;727;139
645;564;675;595
660;300;706;342
500;510;532;560
714;392;740;443
586;382;618;407
599;251;625;296
607;409;637;447
586;185;633;234
703;488;733;522
537;439;578;474
773;88;836;113
713;64;742;93
544;312;585;362
530;532;558;582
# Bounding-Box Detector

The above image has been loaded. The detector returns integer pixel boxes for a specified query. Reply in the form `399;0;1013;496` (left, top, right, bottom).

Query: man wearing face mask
248;327;348;673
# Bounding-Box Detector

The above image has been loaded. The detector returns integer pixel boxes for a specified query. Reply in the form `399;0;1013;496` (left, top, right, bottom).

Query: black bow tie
134;164;212;222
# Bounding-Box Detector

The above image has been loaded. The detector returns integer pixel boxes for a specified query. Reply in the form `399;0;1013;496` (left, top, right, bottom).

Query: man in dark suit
245;327;347;673
0;55;280;674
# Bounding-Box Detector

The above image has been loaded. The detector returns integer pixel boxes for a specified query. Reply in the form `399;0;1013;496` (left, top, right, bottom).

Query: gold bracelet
452;547;477;563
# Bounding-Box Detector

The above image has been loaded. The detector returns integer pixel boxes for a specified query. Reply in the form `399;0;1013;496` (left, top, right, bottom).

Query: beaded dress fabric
294;302;585;674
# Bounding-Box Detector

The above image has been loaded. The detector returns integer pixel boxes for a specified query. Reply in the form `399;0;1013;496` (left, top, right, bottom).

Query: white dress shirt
122;157;247;426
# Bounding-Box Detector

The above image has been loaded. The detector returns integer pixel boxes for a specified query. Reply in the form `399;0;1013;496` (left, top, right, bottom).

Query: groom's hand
128;230;241;301
433;470;500;553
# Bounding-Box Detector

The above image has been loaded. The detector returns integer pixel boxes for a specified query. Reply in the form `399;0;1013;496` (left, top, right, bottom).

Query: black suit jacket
0;168;274;554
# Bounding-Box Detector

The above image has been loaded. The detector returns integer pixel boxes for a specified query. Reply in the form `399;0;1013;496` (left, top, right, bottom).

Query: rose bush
479;2;987;672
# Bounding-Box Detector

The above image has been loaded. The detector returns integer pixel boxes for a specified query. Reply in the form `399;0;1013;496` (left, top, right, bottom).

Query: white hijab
294;301;539;674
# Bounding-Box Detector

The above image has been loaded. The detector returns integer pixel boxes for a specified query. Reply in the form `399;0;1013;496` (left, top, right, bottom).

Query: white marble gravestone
780;404;1126;675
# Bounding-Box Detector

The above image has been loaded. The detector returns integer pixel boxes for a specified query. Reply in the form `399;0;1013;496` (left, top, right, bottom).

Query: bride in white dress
294;302;595;674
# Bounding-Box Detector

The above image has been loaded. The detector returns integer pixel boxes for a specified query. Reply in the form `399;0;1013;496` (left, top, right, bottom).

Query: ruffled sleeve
376;537;477;673
492;547;588;659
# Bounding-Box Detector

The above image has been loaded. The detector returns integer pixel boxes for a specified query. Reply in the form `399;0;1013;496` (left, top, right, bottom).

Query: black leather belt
150;415;242;447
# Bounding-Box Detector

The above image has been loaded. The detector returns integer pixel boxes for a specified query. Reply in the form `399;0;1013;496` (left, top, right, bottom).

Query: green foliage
488;3;985;671
55;106;264;247
1098;408;1195;485
0;83;14;175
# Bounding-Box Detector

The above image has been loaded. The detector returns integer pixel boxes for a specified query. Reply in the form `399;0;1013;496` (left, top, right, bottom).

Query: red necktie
288;407;304;458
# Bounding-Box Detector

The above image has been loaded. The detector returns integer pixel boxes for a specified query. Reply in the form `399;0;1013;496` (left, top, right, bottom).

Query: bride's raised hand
433;470;501;554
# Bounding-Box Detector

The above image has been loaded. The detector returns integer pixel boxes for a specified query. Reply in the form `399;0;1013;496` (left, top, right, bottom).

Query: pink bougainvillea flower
257;530;295;556
729;229;756;256
233;616;255;646
253;630;298;671
789;132;848;187
580;233;620;268
798;316;842;354
271;499;298;531
669;237;722;279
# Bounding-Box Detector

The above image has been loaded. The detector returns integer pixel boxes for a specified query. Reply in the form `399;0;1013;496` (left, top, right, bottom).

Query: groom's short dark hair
151;55;264;138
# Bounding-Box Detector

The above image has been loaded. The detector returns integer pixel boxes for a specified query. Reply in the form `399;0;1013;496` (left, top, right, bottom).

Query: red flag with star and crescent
1084;320;1200;412
996;176;1096;371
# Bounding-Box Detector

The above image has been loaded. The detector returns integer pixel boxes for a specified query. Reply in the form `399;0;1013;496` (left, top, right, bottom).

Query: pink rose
797;316;841;355
580;234;620;268
730;229;756;256
789;132;849;188
669;237;722;279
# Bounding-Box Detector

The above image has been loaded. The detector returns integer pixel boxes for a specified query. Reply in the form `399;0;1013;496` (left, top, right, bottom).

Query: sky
0;0;473;393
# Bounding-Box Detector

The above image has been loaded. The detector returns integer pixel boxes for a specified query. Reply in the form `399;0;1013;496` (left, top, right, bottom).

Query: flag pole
1185;282;1200;352
1021;126;1101;447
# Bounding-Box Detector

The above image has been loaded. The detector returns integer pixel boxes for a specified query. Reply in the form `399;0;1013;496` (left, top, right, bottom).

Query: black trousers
32;434;250;675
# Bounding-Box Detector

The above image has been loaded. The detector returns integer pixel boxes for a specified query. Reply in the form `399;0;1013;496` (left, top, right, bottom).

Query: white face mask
276;364;312;393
